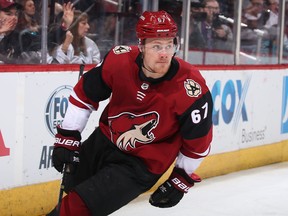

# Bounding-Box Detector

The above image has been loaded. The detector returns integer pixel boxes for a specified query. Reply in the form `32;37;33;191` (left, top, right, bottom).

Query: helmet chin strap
142;62;156;74
139;45;156;74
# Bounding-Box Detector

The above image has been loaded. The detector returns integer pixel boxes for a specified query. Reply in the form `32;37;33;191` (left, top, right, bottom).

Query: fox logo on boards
45;85;73;136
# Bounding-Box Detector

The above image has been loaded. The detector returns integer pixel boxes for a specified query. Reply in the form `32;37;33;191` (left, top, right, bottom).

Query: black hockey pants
68;127;161;216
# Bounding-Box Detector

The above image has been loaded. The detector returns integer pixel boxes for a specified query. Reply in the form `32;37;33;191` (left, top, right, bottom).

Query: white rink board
0;71;108;189
0;67;288;190
202;69;288;154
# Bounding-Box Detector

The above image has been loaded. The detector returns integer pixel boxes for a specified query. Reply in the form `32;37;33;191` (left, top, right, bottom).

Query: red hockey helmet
136;10;178;43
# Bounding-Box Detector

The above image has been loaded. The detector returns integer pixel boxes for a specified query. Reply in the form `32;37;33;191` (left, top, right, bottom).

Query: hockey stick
78;63;85;80
56;64;85;215
56;164;72;215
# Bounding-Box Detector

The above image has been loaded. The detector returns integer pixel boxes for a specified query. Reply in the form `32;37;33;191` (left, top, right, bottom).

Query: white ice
110;162;288;216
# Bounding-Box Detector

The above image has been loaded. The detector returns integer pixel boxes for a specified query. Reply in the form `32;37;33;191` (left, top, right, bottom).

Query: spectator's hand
64;30;73;45
61;30;73;53
0;17;17;34
62;2;74;30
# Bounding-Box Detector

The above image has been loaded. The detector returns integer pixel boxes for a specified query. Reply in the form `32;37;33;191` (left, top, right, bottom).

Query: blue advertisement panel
281;76;288;134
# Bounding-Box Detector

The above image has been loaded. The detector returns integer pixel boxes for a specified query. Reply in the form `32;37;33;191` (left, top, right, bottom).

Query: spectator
16;0;39;32
189;0;206;49
262;0;279;56
241;0;271;55
189;0;233;51
0;1;74;64
0;2;18;36
242;0;271;25
52;10;100;64
0;0;23;63
264;0;279;29
15;0;41;56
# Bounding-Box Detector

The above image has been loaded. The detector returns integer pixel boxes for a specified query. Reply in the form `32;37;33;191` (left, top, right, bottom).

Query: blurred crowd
163;0;288;62
0;0;287;64
0;0;104;64
186;0;287;57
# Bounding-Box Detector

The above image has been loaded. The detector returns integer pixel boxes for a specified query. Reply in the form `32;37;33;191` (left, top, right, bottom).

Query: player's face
142;37;175;79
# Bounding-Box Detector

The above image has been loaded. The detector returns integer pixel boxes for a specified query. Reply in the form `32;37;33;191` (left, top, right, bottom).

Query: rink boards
0;64;288;216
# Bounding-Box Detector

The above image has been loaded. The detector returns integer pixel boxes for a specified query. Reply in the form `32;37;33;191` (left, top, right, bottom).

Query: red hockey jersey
68;45;213;175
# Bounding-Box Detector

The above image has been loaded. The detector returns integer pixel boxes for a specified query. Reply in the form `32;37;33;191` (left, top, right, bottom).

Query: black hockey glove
149;167;201;208
52;126;81;173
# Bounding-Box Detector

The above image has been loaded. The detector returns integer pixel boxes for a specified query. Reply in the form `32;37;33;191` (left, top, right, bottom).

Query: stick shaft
56;64;84;215
56;164;71;215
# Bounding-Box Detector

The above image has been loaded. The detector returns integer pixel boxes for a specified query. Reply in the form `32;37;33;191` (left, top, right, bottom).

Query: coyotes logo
184;79;201;97
108;111;159;151
113;45;131;54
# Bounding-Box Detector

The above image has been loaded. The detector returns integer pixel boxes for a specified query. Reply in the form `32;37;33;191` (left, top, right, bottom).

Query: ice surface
110;162;288;216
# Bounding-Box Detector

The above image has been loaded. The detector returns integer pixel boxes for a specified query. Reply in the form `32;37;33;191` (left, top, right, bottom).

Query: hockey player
48;10;213;216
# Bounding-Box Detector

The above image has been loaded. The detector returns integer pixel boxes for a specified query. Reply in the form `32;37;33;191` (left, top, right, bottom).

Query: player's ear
174;37;180;53
138;38;145;53
138;45;144;52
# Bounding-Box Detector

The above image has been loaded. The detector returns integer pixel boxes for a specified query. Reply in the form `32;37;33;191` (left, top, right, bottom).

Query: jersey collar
136;54;179;84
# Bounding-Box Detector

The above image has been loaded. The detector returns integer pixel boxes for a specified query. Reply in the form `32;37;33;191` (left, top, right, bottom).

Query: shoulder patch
184;79;202;97
113;45;131;54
